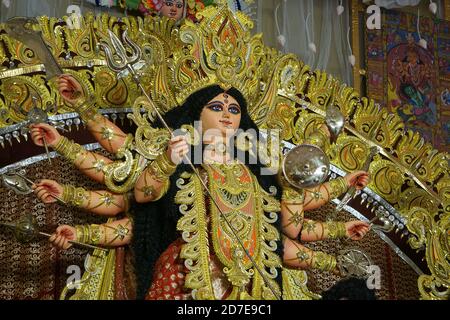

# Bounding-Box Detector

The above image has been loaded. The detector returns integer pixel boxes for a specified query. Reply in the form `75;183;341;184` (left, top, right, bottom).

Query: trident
98;30;281;300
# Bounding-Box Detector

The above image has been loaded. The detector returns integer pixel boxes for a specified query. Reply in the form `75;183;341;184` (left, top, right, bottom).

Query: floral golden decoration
0;3;448;299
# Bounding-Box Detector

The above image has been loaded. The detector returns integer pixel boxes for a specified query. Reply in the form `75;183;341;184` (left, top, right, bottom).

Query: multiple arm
32;75;135;248
30;74;130;183
40;75;370;274
280;172;371;273
30;123;115;183
42;134;188;250
281;183;351;243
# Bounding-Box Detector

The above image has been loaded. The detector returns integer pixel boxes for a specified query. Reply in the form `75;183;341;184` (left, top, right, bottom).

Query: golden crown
147;4;255;110
147;2;301;122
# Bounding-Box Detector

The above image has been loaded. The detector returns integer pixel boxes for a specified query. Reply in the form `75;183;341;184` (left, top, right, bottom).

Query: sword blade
5;17;63;80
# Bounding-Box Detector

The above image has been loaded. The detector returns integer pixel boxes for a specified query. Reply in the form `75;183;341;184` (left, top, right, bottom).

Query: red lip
220;120;233;125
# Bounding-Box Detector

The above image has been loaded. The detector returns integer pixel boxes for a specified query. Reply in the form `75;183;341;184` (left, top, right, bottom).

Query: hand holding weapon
4;17;81;100
1;171;66;204
334;146;378;215
27;96;52;164
97;29;281;300
0;213;107;252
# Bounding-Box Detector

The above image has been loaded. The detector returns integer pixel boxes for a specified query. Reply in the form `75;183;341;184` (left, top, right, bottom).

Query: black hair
131;85;283;299
320;277;377;300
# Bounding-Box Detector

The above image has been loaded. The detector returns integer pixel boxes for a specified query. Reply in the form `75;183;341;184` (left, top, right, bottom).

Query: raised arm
33;179;129;216
57;74;128;154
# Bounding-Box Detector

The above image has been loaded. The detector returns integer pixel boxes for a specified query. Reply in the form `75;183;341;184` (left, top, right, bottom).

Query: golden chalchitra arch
0;2;448;300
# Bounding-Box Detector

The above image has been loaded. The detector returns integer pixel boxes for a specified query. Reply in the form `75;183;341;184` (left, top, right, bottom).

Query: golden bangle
75;225;89;243
282;187;305;203
53;136;85;163
325;221;347;239
62;184;88;207
148;152;177;180
157;151;177;172
311;251;337;272
74;225;83;243
74;224;103;244
328;177;348;199
76;97;99;123
89;224;103;245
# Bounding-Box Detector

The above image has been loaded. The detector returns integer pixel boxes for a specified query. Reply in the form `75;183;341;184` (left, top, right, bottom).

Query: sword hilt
334;147;378;214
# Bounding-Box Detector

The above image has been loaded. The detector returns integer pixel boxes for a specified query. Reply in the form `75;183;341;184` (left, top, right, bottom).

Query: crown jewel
149;4;264;111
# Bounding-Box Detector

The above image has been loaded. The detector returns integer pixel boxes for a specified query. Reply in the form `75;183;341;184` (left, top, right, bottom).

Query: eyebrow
205;100;224;106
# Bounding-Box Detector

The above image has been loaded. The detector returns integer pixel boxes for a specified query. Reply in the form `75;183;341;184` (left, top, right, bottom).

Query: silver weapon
1;170;66;204
282;92;344;190
334;146;378;214
0;213;107;252
325;105;345;143
5;17;78;156
337;248;373;278
1;171;33;195
4;17;81;98
98;29;281;300
282;144;330;189
27;96;52;164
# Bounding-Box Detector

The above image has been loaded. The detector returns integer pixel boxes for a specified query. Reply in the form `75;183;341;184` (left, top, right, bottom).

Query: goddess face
160;0;185;21
199;92;242;139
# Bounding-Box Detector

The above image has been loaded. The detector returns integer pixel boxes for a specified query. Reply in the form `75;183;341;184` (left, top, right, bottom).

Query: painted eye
176;3;183;8
228;106;241;114
208;104;223;112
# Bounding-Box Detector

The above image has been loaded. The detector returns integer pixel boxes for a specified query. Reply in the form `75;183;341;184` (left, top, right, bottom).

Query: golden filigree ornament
96;9;283;300
403;207;449;300
175;165;281;300
154;3;260;109
0;1;448;300
148;1;306;127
